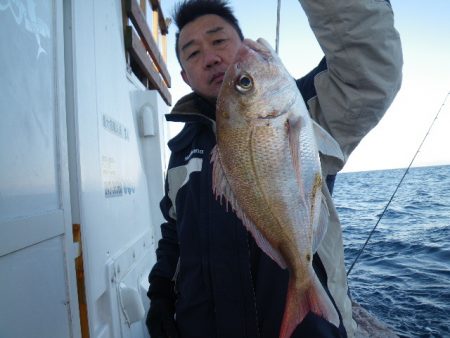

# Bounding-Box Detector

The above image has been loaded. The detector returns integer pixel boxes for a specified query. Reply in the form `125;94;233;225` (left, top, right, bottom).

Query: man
146;0;402;337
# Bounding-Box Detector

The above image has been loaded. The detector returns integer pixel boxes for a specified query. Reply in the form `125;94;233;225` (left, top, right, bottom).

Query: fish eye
235;74;253;93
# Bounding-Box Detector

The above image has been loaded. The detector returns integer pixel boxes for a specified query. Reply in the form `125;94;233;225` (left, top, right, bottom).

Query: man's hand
146;297;179;338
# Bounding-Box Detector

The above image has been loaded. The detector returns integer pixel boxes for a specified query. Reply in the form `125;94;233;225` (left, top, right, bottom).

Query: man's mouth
210;72;225;85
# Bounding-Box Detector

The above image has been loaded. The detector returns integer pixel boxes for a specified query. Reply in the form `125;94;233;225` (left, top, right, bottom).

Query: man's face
178;14;242;101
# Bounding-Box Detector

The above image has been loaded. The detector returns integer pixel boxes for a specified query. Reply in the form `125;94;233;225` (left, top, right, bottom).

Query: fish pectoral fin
312;193;330;253
211;145;287;269
312;120;345;165
280;274;340;338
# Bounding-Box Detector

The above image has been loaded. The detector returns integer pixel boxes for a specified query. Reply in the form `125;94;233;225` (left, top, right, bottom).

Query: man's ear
181;70;191;87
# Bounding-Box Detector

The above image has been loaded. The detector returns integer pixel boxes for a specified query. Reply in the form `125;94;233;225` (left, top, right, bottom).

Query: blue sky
160;1;450;172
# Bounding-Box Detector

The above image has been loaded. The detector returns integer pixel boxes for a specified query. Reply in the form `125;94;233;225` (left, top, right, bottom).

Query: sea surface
334;165;450;338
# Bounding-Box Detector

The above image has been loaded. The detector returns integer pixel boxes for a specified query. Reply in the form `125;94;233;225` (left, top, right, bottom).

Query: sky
160;0;450;172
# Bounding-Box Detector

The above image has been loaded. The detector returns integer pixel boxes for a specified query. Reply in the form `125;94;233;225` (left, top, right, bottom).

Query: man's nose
203;49;221;69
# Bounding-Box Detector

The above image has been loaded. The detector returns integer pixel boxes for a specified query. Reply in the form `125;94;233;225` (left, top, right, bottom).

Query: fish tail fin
279;275;340;338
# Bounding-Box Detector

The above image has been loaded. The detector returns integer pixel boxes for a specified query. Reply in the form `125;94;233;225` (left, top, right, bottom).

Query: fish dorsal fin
312;189;330;253
312;120;344;164
211;145;288;269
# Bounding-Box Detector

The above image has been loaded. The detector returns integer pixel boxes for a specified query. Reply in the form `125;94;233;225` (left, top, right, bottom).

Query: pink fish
211;38;343;337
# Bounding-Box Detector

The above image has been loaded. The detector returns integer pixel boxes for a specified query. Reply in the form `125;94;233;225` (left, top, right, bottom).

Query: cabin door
63;0;168;336
0;1;81;338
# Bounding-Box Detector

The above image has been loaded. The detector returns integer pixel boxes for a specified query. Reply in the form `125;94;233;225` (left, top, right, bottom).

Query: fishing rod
347;91;450;276
275;0;281;54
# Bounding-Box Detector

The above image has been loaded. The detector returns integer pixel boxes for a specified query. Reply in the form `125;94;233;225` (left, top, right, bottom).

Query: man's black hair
172;0;244;67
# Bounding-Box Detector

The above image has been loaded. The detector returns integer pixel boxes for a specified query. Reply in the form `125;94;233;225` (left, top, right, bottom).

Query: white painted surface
140;105;156;137
0;238;72;338
0;210;65;256
105;232;155;338
0;0;57;220
66;0;168;336
0;0;168;336
0;1;80;337
130;89;167;245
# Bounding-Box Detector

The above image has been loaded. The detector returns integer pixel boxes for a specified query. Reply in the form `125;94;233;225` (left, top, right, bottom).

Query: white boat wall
0;1;171;337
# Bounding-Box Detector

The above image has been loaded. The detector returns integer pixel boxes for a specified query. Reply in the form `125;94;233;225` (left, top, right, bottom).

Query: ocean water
334;165;450;337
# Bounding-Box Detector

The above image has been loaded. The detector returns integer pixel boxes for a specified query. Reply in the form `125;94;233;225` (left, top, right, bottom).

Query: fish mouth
242;38;275;61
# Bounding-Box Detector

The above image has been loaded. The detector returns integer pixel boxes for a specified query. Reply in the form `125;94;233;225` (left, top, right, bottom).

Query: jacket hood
166;92;217;152
167;92;216;124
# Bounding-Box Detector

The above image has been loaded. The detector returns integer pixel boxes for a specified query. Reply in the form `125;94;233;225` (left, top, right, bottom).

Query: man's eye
187;51;199;60
214;39;226;45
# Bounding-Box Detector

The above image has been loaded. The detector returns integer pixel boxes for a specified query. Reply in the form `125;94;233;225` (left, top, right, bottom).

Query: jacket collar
166;92;216;124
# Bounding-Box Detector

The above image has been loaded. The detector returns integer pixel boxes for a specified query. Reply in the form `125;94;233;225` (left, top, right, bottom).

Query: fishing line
275;0;281;53
347;91;450;276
